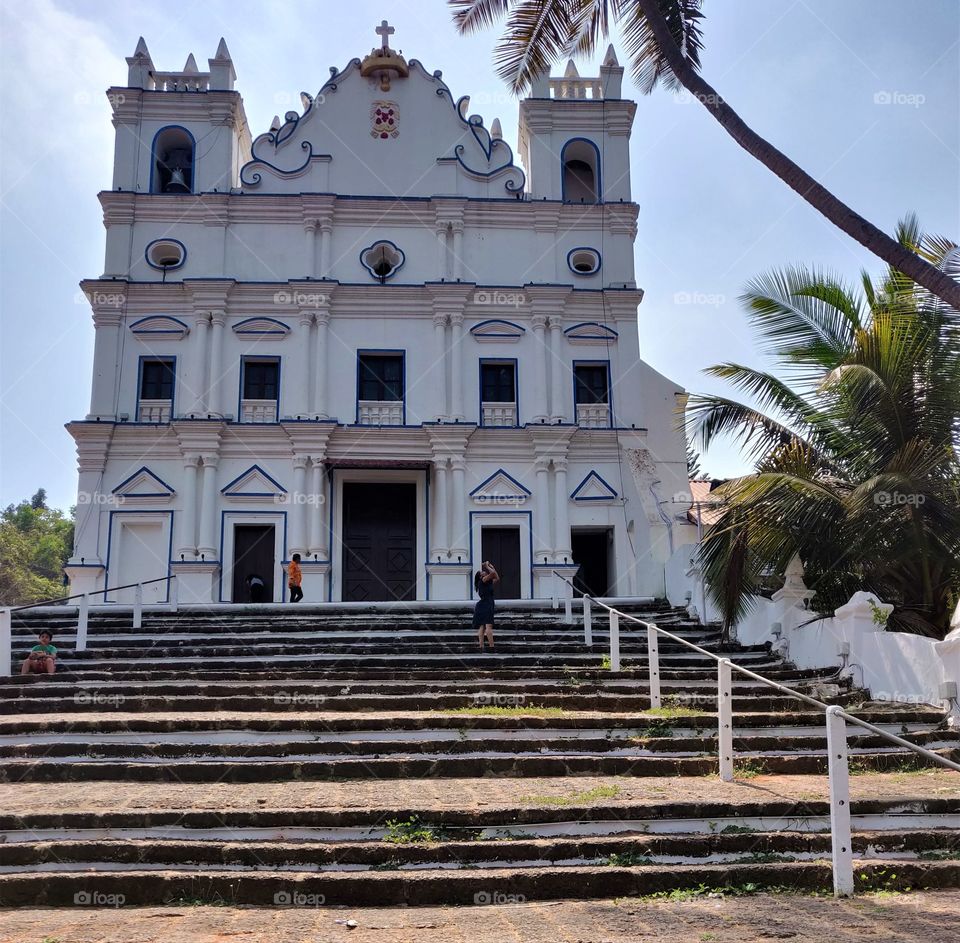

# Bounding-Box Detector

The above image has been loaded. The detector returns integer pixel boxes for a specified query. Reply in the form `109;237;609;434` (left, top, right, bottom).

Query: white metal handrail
1;574;178;676
552;570;959;897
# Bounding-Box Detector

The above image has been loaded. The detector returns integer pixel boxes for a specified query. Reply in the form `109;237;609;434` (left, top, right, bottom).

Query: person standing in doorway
473;560;499;652
288;553;303;603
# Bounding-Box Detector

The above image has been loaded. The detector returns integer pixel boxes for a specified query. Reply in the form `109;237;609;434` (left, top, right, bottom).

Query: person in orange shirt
288;553;303;602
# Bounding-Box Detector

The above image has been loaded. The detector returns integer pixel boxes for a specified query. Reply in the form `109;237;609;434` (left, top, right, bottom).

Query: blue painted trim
570;469;619;501
468;509;534;598
135;354;176;423
221;463;288;496
355;349;406;425
111;466;176;497
560;138;602;203
572;359;614;429
149;125;196;195
218;510;288;602
233;317;291;336
564;321;619;339
566;247;602;277
104;510;174;604
239;355;281;423
359;240;406;282
477;358;520;428
144;238;187;271
130;315;190;336
470;319;526;339
469;466;531;497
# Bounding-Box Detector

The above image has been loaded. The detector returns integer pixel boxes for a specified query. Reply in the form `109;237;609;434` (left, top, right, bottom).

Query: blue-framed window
480;361;516;403
240;357;280;422
574;363;609;404
137;356;175;422
561;138;601;203
358;353;403;401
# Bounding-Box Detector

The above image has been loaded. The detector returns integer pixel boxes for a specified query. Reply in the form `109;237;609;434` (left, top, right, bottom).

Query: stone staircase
1;601;958;907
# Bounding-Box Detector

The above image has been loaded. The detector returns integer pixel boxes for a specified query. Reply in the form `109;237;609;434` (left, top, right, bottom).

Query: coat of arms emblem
371;101;399;139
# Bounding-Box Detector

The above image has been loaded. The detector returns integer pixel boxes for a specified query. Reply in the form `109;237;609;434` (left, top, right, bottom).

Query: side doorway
231;524;276;603
571;528;613;598
480;526;521;600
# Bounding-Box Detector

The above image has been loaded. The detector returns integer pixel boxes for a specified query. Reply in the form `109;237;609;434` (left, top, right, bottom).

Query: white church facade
66;25;696;605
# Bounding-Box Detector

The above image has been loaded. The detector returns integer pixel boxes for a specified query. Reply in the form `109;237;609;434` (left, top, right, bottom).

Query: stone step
1;859;957;907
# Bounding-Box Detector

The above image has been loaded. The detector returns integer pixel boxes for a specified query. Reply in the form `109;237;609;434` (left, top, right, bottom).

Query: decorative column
187;314;210;415
207;313;226;416
319;221;332;278
176;453;200;558
431;457;449;560
451;223;464;280
530;314;549;422
436;225;449;279
549;317;567;421
303;218;318;277
290;455;309;556
196;453;220;559
449;455;469;560
87;309;122;419
315;308;331;419
449;313;465;421
296;311;315;418
553;458;572;563
308;458;327;559
433;313;448;420
533;457;552;564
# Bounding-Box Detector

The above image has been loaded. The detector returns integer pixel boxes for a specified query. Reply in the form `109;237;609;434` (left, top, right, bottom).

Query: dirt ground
3;891;958;943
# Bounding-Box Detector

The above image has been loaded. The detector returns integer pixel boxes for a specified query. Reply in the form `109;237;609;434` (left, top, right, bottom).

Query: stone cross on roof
375;20;394;50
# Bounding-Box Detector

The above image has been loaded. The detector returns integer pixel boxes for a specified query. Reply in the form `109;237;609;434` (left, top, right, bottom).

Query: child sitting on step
21;630;57;675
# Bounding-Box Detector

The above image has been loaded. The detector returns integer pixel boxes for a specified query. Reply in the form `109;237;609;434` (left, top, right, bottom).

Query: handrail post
608;609;620;672
826;704;854;896
551;572;559;610
647;625;661;709
563;591;573;625
0;608;11;676
582;596;593;647
76;593;90;653
133;582;143;630
169;574;179;612
718;657;734;781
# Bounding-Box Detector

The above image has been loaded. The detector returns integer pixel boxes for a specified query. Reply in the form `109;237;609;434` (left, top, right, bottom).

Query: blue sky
1;0;957;511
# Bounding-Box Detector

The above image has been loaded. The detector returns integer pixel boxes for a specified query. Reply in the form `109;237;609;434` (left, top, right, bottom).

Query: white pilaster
176;453;200;558
553;457;572;563
449;314;465;421
296;311;315;418
436;225;449;279
290;455;309;556
549;317;567;421
315;309;330;419
87;311;122;419
207;314;225;416
452;224;464;279
533;457;552;563
196;453;220;558
449;455;469;559
433;314;448;420
303;219;318;277
431;458;449;560
530;314;549;423
187;314;210;415
308;458;327;558
319;221;332;278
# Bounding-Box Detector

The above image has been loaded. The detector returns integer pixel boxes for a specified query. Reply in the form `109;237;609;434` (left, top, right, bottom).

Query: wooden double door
342;482;416;601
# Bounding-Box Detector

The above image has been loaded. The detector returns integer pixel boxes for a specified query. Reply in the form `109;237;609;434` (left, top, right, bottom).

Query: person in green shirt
21;630;57;675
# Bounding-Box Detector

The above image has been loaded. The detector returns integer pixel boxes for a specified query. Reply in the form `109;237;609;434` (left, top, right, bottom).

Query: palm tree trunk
635;0;960;310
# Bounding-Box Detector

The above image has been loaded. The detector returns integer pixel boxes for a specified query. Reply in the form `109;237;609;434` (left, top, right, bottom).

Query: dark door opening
342;481;416;601
571;529;612;597
480;526;522;599
232;524;276;602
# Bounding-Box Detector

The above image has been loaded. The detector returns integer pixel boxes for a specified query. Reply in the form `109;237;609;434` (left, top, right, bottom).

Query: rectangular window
243;359;279;400
139;358;175;400
480;362;516;403
359;353;403;402
574;364;609;404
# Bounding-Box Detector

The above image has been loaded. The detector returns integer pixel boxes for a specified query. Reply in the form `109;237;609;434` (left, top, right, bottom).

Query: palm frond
449;0;513;34
617;0;704;94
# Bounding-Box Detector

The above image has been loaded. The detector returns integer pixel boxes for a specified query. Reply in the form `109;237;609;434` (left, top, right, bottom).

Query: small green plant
601;655;612;670
384;816;448;844
917;849;957;861
644;705;701;718
867;598;890;627
634;720;674;739
439;705;568;717
733;758;769;779
520;784;620;806
605;851;655;867
720;824;756;834
731;851;796;864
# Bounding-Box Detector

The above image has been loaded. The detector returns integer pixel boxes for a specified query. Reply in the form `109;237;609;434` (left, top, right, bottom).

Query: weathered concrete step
2;728;953;761
1;859;957;907
0;691;856;715
1;707;941;736
3;828;957;872
4;746;957;782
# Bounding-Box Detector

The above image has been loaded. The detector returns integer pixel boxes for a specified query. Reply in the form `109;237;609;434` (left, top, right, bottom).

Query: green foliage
688;218;960;639
0;491;74;606
383;816;449;844
605;850;654;867
520;784;621;806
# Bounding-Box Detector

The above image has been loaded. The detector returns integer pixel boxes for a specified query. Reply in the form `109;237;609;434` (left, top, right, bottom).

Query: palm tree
449;0;960;310
686;216;960;639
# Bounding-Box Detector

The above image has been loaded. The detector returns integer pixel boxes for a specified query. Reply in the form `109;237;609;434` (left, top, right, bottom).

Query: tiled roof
687;479;725;527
